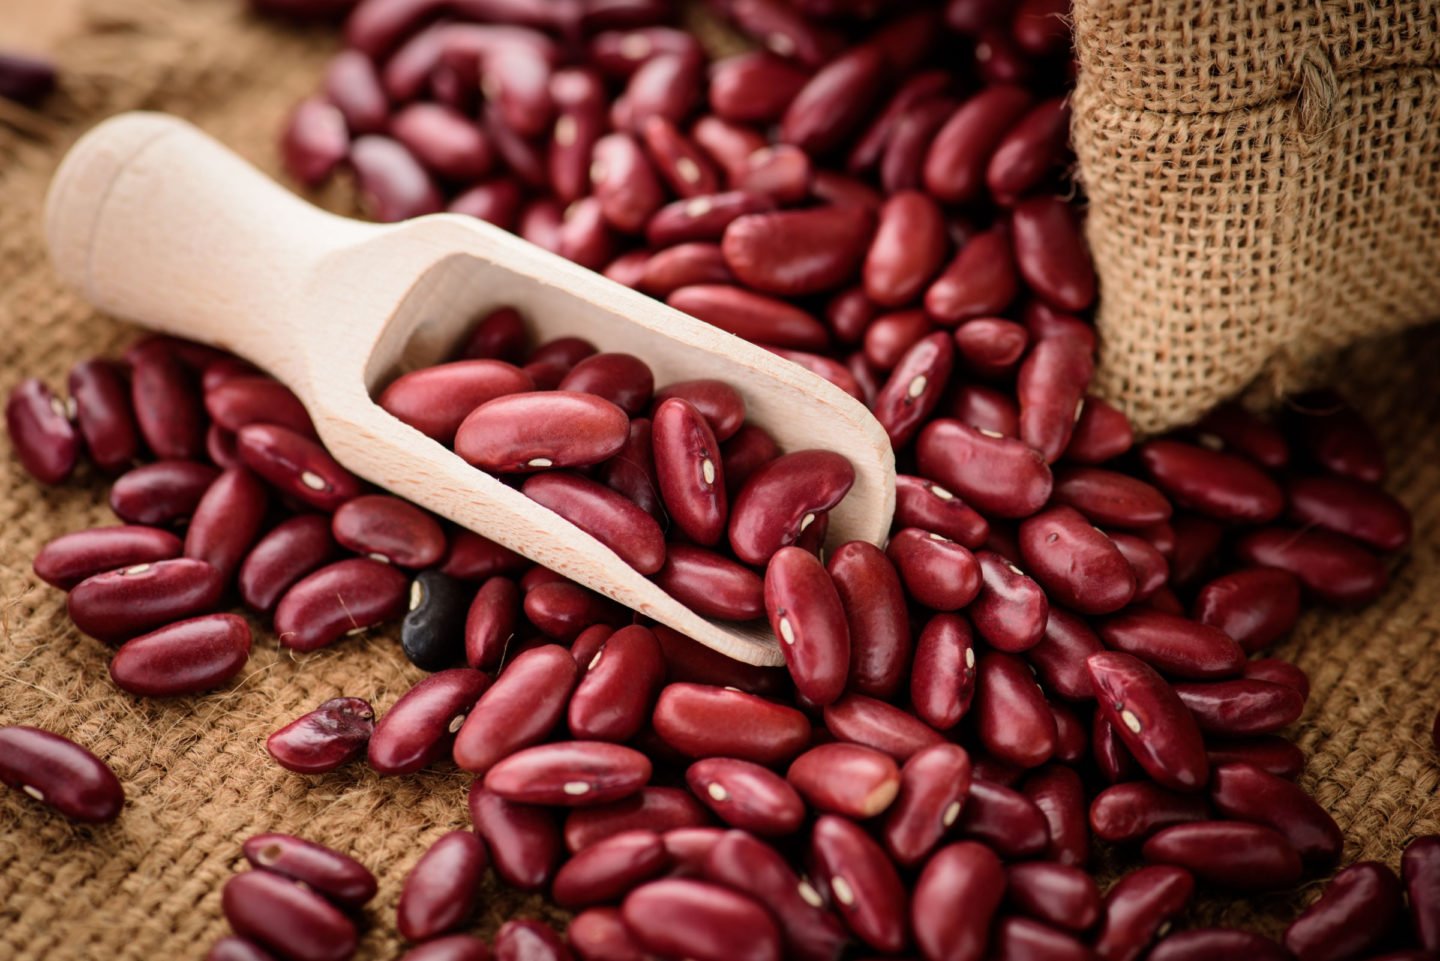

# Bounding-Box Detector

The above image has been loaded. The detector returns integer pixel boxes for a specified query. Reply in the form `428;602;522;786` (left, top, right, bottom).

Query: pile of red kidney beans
3;0;1436;959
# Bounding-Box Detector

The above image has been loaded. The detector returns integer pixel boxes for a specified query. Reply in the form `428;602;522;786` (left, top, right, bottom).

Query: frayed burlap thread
1072;0;1440;436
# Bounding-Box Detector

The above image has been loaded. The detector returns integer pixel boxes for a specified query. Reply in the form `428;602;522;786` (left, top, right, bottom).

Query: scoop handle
44;112;379;386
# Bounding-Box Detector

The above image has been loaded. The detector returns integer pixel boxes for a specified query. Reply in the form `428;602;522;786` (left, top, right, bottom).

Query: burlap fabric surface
1072;0;1440;436
0;1;1437;957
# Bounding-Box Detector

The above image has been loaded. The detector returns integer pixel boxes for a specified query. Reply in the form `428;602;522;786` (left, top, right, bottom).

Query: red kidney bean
1092;711;1142;784
732;144;815;207
809;815;907;953
321;49;386;135
569;625;664;743
1087;652;1209;792
568;907;645;961
894;475;989;547
716;427;779;502
957;779;1051;857
1404;837;1440;953
952;317;1029;377
68;557;224;644
1147;929;1294;961
522;472;666;575
562;786;712;855
1017;335;1093;463
452;644;577;774
184;466;269;583
764;547;850;705
222;871;357;961
709;51;809;123
824;692;946;761
873;332;954;449
651;397;726;545
646;190;771;246
912;841;1004;961
544;69;606;203
236;424;361;512
1173;678;1305;735
1089;781;1210;843
721;205;873;297
613;49;702;133
650;381;745;444
987;95;1070;204
1006;863;1100;932
266;697;374;775
349;134;443;221
1051;468;1172;529
923;85;1032;203
273;557;408;651
788;742;900;819
556;353;654;418
1286;474;1411;552
826;285;877;345
0;726;124;823
825;541;910;698
525;581;627;639
863;308;933;371
1024;764;1089;867
1142;821;1302;891
622;878;781;961
652;545;764;621
495;920;574;961
862;191;947;307
1164;513;1223;588
1027;609;1102;700
917;419;1053;519
129;343;206;461
1192;568;1301;654
467;785;563;892
848;69;950;174
970;550;1049;652
925;225;1019;324
551;829;671;908
1009;195;1096;312
1110;532;1169;600
1139;439;1285;523
331;494;445;569
1019;506;1135;614
68;359;139;472
668;284;830;351
1235;527;1388;606
1209;762;1340;867
243;834;376;909
205;376;315;440
1049;701;1087;764
1093;874;1199;961
687;758;804;835
1097;609;1244;680
991;916;1095;961
449;178;523;228
281;97;350;187
778;44;883;155
238;514;335;613
400;935;491;961
1192;402;1290;469
398;830;487;941
456;390;628;472
109;460;220;525
652;625;787;697
641;115;720;197
1066;396;1133;464
886;528;982;611
587;132;664;233
727;449;853;565
379;360;533;445
1242;658;1310;700
597;416;662;521
640;243;734;296
878;94;959;194
0;49;57;104
368;669;489;776
34;525;182;591
701;831;848;961
766;347;864;402
653;683;810;764
1288;389;1385;482
206;936;279;961
946;384;1020;440
441;529;527;583
975;651;1057;769
882;742;972;866
1206;735;1306;780
109;613;251;697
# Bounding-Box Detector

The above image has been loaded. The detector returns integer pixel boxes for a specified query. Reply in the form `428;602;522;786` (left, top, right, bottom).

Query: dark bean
400;570;471;671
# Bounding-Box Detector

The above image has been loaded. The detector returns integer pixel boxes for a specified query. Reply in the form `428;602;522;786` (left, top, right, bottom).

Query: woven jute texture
1072;0;1440;436
0;1;1438;957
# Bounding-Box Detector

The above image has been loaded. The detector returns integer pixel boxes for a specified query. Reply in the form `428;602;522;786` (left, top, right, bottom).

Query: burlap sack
0;2;1438;957
1072;0;1440;436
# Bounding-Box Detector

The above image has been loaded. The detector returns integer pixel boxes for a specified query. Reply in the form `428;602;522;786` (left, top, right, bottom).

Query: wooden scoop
44;112;896;666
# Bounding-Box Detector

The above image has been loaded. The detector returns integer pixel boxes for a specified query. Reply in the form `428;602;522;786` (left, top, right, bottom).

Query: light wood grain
43;112;897;666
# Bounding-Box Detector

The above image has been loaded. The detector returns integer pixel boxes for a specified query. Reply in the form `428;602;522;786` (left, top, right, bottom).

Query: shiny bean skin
1067;396;1134;464
238;514;336;613
887;528;982;611
266;697;375;775
1243;658;1310;700
68;359;140;472
562;786;713;855
368;669;489;776
599;417;662;520
728;450;854;565
281;96;349;186
1097;609;1244;680
274;558;408;652
1052;468;1172;529
469;784;564;891
953;317;1029;378
1087;652;1209;792
569;626;665;743
971;550;1049;652
1110;532;1169;599
205;376;315;439
687;758;805;835
222;870;358;961
398;830;487;941
653;545;764;620
1088;782;1210;844
652;683;811;765
1139;440;1285;524
523;472;666;574
721;205;873;297
1236;527;1389;606
68;558;225;644
332;494;446;569
1205;735;1306;780
883;742;972;866
912;841;1005;961
916;419;1053;519
1172;678;1305;736
1146;929;1294;961
559;352;655;417
1020;506;1136;615
976;652;1058;769
811;815;907;954
652;625;788;696
1142;821;1303;891
651;380;745;443
236;424;361;512
1024;765;1089;867
456;391;629;473
109;460;220;525
1010;195;1096;312
109;614;251;697
1210;762;1341;867
350;134;444;221
780;45;884;155
1006;863;1100;932
485;741;651;807
925;226;1019;324
379;360;534;444
130;344;206;461
1403;837;1440;953
1092;713;1142;784
652;397;726;545
709;51;809;123
206;937;280;961
454;645;577;774
874;332;955;449
391;102;495;182
764;547;850;706
400;936;492;961
552;829;671;908
863;308;933;371
923;85;1033;203
864;191;948;307
987;95;1070;203
893;475;989;548
34;525;183;590
243;834;377;909
665;826;726;876
701;830;849;961
622;879;781;961
0;726;124;823
1092;866;1194;961
669;283;829;351
1193;568;1302;653
1018;334;1094;463
957;779;1051;858
788;743;900;819
6;379;80;484
824;693;946;761
567;908;645;961
185;466;269;583
991;917;1096;961
827;541;910;698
